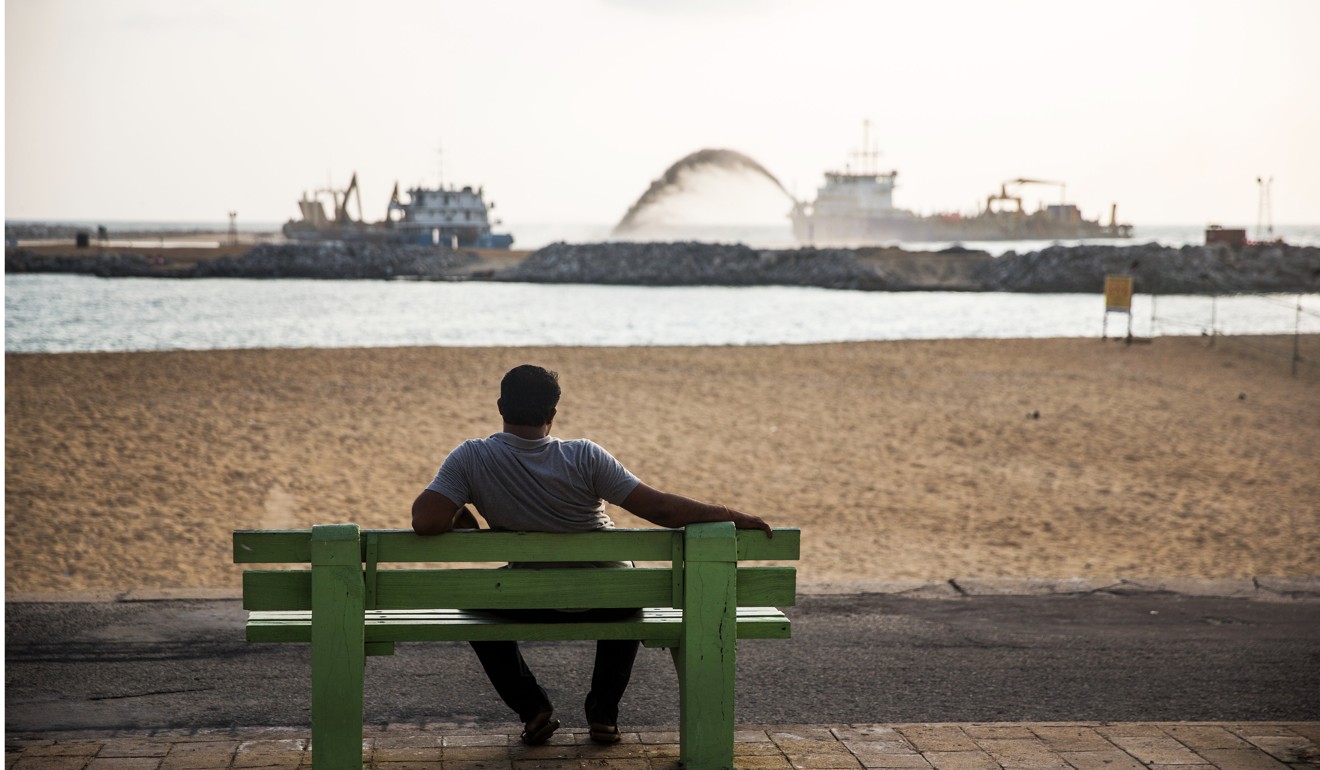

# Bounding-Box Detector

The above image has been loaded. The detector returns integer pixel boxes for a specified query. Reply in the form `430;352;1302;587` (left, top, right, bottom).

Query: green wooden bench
233;521;799;770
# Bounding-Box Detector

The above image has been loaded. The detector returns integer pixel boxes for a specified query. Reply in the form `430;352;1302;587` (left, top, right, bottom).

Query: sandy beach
6;337;1319;595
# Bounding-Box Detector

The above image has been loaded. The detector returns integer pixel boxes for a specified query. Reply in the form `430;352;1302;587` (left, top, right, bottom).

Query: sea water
6;274;1318;354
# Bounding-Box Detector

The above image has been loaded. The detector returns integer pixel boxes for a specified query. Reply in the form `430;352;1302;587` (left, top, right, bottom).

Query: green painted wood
364;533;379;610
310;524;365;770
736;528;801;561
233;531;312;563
736;568;798;607
684;522;738;562
234;527;799;565
670;535;685;609
245;607;791;644
236;522;797;767
364;642;395;656
243;565;795;612
243;570;313;610
677;522;738;770
372;568;674;610
374;529;679;563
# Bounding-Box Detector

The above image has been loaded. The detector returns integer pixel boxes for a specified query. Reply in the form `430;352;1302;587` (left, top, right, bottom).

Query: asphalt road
6;594;1319;733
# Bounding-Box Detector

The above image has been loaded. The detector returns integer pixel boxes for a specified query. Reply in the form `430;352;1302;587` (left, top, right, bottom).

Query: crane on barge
985;178;1066;215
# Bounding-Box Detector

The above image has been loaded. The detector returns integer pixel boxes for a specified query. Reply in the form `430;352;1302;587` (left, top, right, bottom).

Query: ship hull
792;209;1131;244
281;222;513;249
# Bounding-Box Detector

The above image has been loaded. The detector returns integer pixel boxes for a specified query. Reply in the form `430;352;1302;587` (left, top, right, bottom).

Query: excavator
984;178;1067;215
290;173;365;228
328;172;364;225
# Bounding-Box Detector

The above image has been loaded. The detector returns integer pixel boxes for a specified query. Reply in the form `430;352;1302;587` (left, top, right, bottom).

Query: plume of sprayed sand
613;148;794;235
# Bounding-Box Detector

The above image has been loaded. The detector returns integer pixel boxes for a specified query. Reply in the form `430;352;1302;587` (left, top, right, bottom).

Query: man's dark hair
498;365;561;426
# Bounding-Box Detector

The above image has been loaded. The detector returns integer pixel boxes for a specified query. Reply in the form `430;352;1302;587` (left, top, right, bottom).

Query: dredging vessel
283;173;514;248
790;135;1132;245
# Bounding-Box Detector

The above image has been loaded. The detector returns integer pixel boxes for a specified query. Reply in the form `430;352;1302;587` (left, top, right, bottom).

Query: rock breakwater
7;239;1319;295
193;242;478;279
6;242;478;280
494;241;890;290
976;242;1320;294
497;241;1318;294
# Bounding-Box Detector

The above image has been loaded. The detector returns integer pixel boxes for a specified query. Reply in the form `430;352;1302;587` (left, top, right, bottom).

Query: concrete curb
9;576;1320;604
6;587;244;604
5;722;1320;770
798;576;1320;601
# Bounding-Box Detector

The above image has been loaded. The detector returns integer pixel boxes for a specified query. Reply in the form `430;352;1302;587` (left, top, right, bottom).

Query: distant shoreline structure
8;221;1320;253
788;132;1134;244
7;238;1319;296
281;173;514;249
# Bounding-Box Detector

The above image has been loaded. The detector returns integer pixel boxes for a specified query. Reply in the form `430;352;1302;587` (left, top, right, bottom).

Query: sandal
588;723;621;744
521;710;560;745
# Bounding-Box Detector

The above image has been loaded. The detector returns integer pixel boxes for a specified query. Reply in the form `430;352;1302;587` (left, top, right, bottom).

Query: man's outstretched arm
411;489;479;535
619;482;772;537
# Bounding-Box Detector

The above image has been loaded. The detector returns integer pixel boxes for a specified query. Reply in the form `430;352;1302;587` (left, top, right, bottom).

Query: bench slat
249;607;789;620
243;566;797;611
234;528;801;564
246;607;792;644
735;567;798;607
376;530;679;563
737;528;800;561
234;531;312;563
374;568;674;610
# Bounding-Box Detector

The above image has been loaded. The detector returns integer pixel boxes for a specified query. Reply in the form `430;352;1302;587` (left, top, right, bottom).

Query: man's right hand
621;482;772;537
727;508;773;538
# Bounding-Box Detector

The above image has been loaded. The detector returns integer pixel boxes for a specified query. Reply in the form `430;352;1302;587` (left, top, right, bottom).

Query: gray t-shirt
426;433;641;533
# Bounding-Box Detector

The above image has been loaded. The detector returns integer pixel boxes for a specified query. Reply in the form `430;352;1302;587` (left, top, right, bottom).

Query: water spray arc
612;149;795;235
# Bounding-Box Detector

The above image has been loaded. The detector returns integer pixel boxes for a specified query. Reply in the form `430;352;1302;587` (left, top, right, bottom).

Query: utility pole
1256;176;1274;241
228;211;238;246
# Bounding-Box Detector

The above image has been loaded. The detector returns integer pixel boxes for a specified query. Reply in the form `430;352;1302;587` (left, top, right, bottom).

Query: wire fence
1106;288;1320;377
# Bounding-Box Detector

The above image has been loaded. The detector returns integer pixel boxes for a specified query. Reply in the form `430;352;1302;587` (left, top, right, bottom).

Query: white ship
791;127;1130;244
284;173;514;248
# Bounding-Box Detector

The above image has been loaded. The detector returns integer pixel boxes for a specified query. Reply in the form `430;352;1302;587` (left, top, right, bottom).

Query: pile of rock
493;241;889;290
194;242;478;280
974;242;1320;294
8;238;1319;295
5;242;479;280
4;223;90;242
4;249;170;277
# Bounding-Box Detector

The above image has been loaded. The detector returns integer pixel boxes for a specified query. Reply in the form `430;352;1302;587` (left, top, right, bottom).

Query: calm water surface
6;275;1318;353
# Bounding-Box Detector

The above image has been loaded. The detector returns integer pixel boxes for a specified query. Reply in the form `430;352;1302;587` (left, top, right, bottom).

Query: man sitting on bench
411;364;771;746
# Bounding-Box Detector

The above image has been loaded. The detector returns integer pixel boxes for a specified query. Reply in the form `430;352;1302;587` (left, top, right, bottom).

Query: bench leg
676;525;738;770
311;524;366;770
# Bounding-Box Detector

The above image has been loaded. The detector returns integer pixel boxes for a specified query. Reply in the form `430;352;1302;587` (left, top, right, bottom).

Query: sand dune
6;337;1318;595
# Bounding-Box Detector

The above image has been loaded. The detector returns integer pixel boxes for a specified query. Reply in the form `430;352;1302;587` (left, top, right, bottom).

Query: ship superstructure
386;183;513;248
790;129;1131;245
283;173;513;248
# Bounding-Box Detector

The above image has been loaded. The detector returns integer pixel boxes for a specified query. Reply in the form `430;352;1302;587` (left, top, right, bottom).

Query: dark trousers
468;607;640;726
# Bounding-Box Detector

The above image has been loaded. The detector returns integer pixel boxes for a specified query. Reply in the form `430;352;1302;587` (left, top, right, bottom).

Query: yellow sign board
1104;275;1133;312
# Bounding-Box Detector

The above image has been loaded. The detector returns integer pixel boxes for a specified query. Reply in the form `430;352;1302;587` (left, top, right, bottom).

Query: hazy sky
6;0;1319;229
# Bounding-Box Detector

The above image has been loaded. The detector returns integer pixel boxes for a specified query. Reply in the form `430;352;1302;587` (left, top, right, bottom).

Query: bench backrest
234;522;799;613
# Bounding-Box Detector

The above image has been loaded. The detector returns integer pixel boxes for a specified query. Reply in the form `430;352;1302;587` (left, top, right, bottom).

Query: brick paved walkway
7;722;1319;769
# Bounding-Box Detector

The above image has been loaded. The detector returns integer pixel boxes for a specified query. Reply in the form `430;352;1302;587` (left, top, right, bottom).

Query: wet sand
6;337;1319;594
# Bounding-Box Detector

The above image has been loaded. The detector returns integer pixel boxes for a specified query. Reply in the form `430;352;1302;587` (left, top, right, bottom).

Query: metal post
1295;296;1303;377
1209;295;1217;347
